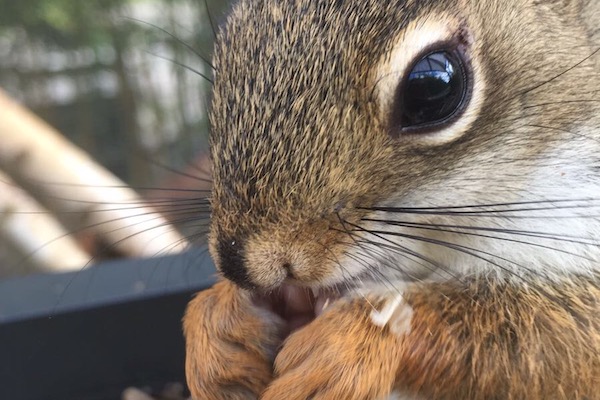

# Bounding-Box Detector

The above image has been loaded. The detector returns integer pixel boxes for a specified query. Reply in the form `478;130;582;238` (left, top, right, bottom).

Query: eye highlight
392;47;470;134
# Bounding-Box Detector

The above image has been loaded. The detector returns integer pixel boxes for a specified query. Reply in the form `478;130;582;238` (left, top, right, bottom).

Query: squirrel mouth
253;283;343;334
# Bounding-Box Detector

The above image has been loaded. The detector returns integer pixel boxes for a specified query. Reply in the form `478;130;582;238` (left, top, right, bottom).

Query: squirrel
183;0;600;399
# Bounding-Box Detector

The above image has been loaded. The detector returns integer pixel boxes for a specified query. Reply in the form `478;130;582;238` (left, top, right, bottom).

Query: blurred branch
0;171;91;276
0;0;225;274
0;89;188;266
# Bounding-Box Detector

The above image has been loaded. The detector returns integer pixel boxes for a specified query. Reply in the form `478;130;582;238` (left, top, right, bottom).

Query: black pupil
401;50;465;128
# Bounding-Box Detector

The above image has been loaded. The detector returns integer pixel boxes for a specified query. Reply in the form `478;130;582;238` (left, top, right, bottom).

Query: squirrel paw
261;298;404;400
184;280;284;400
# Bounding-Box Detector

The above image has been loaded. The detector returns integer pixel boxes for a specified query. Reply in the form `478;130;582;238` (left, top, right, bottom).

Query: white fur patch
333;125;600;290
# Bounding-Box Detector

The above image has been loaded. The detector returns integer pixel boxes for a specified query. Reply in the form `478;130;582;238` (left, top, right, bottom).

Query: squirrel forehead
208;0;593;217
209;0;456;207
213;0;441;108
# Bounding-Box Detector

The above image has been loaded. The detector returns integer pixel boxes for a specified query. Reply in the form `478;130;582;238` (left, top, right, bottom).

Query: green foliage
0;0;231;185
0;0;124;48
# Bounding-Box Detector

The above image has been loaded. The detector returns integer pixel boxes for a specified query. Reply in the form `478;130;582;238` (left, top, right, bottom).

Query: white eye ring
373;14;486;145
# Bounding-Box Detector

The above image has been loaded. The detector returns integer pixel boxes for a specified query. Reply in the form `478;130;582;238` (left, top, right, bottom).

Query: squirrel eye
394;49;469;133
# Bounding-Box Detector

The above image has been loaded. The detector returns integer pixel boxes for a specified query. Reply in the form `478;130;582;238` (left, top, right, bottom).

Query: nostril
282;262;293;278
217;237;254;289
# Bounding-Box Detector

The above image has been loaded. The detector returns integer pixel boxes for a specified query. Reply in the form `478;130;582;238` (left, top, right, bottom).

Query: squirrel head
208;0;600;290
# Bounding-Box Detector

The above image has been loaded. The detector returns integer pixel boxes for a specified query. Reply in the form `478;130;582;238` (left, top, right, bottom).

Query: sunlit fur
185;0;600;398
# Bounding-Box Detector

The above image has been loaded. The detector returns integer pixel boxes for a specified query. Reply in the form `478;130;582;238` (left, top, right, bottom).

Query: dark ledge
0;249;217;400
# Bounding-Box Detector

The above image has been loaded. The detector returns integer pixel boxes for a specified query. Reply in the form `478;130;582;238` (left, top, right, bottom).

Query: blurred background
0;1;235;399
0;0;233;277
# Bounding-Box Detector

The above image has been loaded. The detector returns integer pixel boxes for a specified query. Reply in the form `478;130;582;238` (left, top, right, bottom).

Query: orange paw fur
183;280;285;399
261;298;403;400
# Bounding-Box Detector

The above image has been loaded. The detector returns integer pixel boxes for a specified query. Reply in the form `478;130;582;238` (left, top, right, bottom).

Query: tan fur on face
209;0;600;286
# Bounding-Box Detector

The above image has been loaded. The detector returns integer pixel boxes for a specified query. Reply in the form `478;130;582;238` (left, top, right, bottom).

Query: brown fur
184;0;600;398
397;276;600;399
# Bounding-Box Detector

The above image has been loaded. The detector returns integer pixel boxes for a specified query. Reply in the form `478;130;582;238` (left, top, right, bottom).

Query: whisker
345;216;553;286
141;157;213;184
362;218;599;250
518;47;600;95
361;227;548;282
364;198;600;211
361;200;600;215
0;176;213;193
144;50;213;84
340;239;417;285
335;228;484;306
9;201;211;218
337;212;437;284
333;222;462;281
525;124;600;145
523;99;600;109
122;16;215;70
203;0;218;40
362;217;596;241
8;206;203;275
314;240;378;310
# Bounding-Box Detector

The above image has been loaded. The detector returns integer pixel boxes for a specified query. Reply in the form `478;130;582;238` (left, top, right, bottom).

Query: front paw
184;280;284;400
261;298;403;400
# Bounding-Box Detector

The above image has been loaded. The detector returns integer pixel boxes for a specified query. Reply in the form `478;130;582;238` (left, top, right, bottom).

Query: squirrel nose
216;237;255;290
